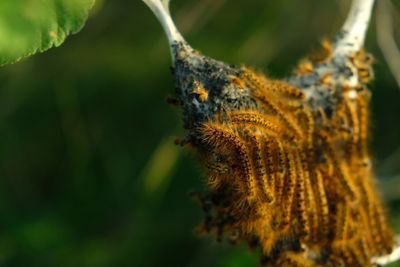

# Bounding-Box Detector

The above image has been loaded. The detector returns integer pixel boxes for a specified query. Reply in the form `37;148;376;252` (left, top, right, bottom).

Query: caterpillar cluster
188;43;394;266
140;0;396;264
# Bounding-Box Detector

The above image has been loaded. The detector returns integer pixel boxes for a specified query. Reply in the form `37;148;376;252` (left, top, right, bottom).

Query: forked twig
141;0;400;265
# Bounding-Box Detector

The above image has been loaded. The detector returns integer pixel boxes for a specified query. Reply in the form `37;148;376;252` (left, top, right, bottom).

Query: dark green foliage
0;0;399;266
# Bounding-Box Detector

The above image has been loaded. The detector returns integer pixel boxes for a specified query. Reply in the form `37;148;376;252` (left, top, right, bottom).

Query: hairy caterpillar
142;0;396;266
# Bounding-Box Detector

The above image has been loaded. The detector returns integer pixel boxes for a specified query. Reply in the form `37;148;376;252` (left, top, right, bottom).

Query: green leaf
0;0;95;66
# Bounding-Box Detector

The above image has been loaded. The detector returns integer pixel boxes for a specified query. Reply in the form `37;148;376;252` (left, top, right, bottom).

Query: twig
372;236;400;265
376;0;400;89
142;0;185;60
333;0;375;56
378;175;400;203
175;0;227;35
290;0;376;102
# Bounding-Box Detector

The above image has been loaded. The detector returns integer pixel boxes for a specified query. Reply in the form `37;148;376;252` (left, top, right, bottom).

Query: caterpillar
142;0;396;266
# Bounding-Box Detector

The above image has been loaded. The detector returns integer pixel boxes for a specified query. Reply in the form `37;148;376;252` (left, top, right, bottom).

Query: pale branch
372;236;400;265
333;0;375;56
378;175;400;203
376;0;400;89
291;0;376;101
142;0;185;60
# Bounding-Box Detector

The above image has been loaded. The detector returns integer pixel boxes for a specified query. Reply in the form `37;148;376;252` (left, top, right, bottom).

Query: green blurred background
0;0;399;266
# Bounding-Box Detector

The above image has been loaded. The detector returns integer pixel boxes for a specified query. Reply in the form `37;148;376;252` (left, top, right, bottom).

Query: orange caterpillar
141;0;395;265
193;46;394;266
